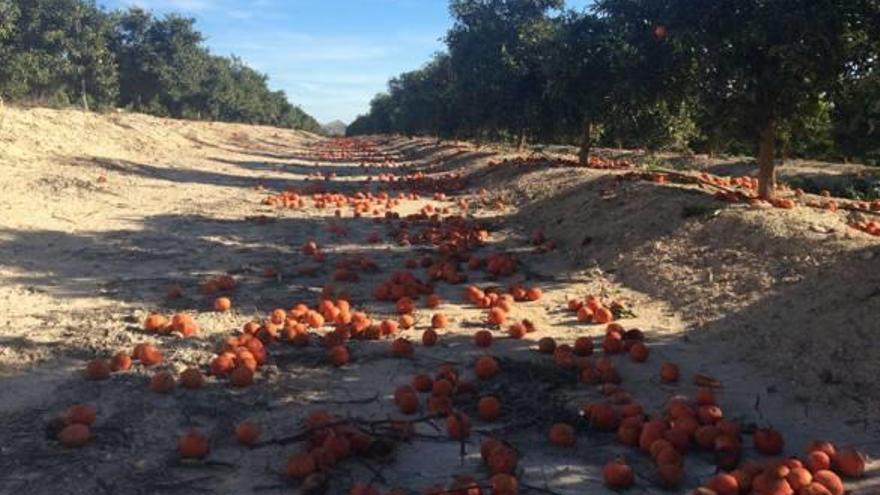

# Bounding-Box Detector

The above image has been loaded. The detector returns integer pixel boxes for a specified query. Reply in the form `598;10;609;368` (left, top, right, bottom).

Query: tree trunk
578;118;593;165
516;129;527;151
757;119;777;200
81;78;89;112
707;132;719;158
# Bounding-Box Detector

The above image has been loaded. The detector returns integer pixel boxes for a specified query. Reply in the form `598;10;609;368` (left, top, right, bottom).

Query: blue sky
102;0;591;124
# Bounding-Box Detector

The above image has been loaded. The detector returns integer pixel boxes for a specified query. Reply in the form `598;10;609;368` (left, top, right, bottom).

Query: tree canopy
0;0;321;133
349;0;880;198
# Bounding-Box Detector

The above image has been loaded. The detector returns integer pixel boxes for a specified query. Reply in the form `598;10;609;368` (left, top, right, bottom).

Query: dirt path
0;108;877;494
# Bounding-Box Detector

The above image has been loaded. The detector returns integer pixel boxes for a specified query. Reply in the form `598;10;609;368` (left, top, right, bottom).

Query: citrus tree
446;0;563;147
597;0;880;198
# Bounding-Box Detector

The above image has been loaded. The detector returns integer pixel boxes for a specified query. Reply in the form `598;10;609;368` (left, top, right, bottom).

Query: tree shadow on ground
504;164;880;447
73;156;312;191
378;137;458;158
209;156;407;183
0;313;746;495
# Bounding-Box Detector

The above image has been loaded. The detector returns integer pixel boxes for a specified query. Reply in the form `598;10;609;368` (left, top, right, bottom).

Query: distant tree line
348;0;880;198
0;0;322;133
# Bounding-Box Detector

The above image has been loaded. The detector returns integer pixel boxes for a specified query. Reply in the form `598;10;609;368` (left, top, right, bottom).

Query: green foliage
0;0;118;107
596;0;880;164
447;0;564;143
0;1;320;132
350;0;880;167
833;71;880;165
600;100;697;152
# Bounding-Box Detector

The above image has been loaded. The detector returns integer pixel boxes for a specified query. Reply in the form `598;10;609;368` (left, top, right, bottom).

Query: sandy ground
0;107;878;494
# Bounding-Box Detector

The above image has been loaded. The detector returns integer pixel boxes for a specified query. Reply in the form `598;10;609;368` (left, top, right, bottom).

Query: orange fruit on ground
270;308;286;325
177;431;209;459
474;330;493;348
380;319;399;336
210;354;235;376
573;337;593;356
525;287;542;301
426;294;442;308
603;459;634;489
706;473;739;495
431;378;454;397
287;452;317;478
617;422;641;446
477;396;502;421
110;352;132;372
63;404;97;426
655;445;682;466
629;342;649;362
487;307;507;326
58;423;91;447
474;356;499;380
422;328;438;347
396;391;419;415
235;421;260;446
306;311;325;328
179;368;205;389
548;423;575;447
412;373;433;392
696;387;716;405
593;306;613;324
698;404;724;425
660;362;679;383
391;338;414;357
576;306;593;322
507;322;526;339
490;473;518;495
786;467;814;491
798;483;834;495
144;313;168;332
213;297;231;312
807;440;837;458
487;445;518;475
431;313;448;329
806;451;832;473
588;403;620;431
171;313;199;337
150;370;176;393
658;463;683;488
230;365;255;387
537;337;556;354
834;448;866;478
481;437;503;461
446;412;471;440
85;359;111;380
812;470;844;495
138;344;163;366
754;427;784;455
448;476;480;495
328;345;350;367
694;425;719;449
398;314;415;329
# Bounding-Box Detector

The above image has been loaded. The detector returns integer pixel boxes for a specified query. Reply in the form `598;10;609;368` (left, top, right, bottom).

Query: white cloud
205;27;443;121
99;0;449;122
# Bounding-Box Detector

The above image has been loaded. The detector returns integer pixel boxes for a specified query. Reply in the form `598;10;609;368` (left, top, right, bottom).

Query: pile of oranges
488;155;632;170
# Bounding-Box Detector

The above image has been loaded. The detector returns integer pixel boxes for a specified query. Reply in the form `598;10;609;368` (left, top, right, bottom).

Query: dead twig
254;415;438;448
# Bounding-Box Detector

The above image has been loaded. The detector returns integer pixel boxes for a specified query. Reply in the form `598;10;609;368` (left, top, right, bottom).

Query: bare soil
0;107;878;494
